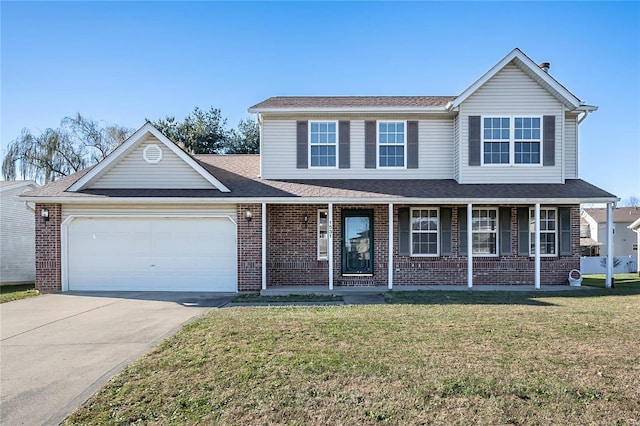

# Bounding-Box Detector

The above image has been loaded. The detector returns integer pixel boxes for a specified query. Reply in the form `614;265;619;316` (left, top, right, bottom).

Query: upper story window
472;208;498;256
529;207;557;256
514;117;541;164
378;121;405;167
310;122;337;167
482;116;542;166
410;208;439;256
483;118;510;164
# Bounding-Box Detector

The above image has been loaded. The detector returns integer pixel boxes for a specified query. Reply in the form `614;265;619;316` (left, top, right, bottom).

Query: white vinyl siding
260;117;454;179
89;136;213;189
453;114;460;181
0;184;37;283
564;115;578;179
459;62;564;184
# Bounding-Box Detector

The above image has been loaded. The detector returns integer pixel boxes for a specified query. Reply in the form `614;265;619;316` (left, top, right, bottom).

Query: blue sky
2;1;639;200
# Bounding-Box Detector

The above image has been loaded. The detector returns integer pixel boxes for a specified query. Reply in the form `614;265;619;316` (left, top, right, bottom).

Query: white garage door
67;217;237;292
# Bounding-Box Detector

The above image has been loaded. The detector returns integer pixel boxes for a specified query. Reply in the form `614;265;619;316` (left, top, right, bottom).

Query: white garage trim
61;214;237;292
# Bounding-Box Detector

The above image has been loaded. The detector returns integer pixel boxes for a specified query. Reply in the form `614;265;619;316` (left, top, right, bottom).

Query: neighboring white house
581;207;640;257
630;218;640;277
0;181;38;285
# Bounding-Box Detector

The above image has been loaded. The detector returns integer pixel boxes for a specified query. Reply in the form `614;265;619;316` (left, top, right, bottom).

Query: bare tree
619;196;640;207
2;114;132;183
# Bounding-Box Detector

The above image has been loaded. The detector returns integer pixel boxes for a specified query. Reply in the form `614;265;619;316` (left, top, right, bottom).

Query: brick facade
252;203;581;289
35;203;62;292
35;203;581;293
237;204;263;292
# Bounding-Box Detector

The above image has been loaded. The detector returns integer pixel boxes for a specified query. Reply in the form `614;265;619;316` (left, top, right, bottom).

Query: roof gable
67;123;230;192
449;48;588;111
0;180;38;193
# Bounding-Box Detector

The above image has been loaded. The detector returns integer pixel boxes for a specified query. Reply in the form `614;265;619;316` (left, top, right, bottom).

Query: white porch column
388;203;393;290
261;202;267;290
606;202;614;288
467;203;473;289
328;203;334;291
534;203;541;289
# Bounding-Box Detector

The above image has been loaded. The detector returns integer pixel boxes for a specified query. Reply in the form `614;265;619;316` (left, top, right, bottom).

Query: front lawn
0;283;38;303
65;289;640;425
582;273;640;289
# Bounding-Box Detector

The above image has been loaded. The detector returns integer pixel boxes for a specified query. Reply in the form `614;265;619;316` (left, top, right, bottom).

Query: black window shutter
296;121;308;169
365;121;376;169
517;207;530;255
499;207;512;255
407;121;419;169
469;116;481;166
559;207;572;255
440;207;452;255
399;208;410;256
458;207;468;256
339;121;350;169
543;115;555;166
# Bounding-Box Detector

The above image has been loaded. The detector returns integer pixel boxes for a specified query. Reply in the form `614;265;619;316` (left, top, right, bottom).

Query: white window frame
317;209;329;260
471;207;499;257
481;115;543;167
377;120;407;169
410;207;439;257
529;207;558;257
309;121;338;169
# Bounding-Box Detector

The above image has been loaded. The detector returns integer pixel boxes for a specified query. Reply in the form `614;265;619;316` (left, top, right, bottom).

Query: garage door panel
67;217;237;292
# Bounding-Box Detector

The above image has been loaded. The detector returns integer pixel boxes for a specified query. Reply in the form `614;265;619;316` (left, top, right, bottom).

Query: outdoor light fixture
41;208;49;222
245;210;253;222
303;214;309;224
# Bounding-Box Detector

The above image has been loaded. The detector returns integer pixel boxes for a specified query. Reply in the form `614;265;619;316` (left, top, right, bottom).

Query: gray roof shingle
25;154;616;202
249;96;456;111
583;207;640;223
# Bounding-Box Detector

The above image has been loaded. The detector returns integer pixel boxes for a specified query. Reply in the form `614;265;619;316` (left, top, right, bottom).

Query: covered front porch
239;200;618;292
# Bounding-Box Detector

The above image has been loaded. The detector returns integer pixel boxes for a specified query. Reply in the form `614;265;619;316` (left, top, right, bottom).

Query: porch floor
260;285;597;296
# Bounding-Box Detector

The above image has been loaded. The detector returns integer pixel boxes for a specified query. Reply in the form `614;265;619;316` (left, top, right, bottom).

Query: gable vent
143;144;163;164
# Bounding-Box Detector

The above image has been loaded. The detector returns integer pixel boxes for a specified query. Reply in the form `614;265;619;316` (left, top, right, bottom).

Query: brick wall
267;204;329;286
237;204;263;292
392;204;580;286
35;203;62;292
261;203;580;288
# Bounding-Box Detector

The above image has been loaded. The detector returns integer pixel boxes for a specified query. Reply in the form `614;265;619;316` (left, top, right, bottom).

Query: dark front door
342;210;374;275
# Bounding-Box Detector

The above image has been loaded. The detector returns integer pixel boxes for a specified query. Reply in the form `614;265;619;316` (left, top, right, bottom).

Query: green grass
232;294;343;303
0;283;38;303
582;273;640;289
65;290;640;425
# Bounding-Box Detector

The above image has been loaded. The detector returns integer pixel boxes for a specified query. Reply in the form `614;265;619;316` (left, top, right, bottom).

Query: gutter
20;195;620;205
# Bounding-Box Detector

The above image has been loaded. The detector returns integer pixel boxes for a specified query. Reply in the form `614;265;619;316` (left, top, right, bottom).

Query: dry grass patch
65;290;640;425
0;283;38;303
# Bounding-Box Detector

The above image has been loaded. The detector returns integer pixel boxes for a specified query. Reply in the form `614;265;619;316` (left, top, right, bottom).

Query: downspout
577;110;590;124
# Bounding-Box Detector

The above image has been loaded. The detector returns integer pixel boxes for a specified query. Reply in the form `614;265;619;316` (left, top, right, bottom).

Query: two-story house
25;49;618;293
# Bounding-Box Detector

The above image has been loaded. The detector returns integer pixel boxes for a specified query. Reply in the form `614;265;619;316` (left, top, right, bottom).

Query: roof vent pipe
539;62;550;73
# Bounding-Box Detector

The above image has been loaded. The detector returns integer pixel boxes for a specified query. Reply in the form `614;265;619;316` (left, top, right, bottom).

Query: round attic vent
143;144;163;164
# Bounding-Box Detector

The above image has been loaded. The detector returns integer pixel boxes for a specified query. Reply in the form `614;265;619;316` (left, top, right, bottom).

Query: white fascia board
629;218;640;231
67;123;230;193
449;48;582;110
248;107;450;114
575;104;598;112
20;196;620;205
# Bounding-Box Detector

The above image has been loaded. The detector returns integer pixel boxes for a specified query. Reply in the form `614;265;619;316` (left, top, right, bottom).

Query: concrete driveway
1;291;231;425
